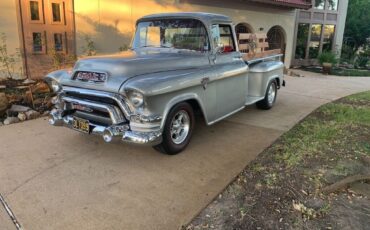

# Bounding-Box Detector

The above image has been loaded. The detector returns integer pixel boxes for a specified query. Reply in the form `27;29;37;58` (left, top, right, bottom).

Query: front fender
160;93;207;129
44;69;72;85
121;68;210;130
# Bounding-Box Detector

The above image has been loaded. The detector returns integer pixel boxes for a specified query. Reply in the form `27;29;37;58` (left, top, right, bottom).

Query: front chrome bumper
49;110;162;146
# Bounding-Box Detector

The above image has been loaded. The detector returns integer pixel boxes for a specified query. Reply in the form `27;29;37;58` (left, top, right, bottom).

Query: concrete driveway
1;73;370;230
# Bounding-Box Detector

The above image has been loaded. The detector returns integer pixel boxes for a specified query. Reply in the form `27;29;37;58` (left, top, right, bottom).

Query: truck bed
238;32;283;64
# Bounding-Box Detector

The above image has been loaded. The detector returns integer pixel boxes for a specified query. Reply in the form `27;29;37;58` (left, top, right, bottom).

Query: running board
245;96;264;106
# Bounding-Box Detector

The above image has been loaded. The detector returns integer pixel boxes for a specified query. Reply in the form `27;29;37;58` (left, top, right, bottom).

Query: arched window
235;23;254;46
267;25;286;61
235;23;254;37
267;26;286;50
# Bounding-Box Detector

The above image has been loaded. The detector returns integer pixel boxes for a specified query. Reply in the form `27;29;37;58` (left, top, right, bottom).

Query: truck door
209;24;248;120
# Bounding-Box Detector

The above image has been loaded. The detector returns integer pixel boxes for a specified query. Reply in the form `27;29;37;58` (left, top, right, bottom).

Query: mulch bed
185;93;370;230
0;78;52;122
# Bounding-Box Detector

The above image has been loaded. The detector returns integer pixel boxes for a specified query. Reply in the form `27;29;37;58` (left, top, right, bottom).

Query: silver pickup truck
45;12;285;155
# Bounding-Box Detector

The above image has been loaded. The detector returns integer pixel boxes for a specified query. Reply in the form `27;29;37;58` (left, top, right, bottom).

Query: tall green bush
318;51;337;65
354;48;370;68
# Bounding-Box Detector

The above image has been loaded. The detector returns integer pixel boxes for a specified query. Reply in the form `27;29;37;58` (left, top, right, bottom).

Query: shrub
354;48;370;68
354;55;369;68
0;33;22;79
318;51;337;65
81;35;96;56
340;44;356;64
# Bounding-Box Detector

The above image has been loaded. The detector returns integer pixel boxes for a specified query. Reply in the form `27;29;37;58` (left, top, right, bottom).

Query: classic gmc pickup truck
45;12;285;154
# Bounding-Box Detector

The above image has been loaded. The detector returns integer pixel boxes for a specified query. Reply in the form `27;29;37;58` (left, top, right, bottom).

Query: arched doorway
267;26;286;61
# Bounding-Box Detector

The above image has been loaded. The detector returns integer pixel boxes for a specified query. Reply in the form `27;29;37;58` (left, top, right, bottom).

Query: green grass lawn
187;91;370;230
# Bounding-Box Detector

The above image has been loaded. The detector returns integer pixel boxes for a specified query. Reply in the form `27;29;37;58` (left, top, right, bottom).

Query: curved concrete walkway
1;72;370;230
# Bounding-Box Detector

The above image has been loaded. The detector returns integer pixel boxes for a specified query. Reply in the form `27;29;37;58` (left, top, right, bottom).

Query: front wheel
153;102;195;155
256;80;277;110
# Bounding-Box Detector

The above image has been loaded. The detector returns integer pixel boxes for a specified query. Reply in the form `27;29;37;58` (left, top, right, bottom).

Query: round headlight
129;91;144;108
51;80;62;93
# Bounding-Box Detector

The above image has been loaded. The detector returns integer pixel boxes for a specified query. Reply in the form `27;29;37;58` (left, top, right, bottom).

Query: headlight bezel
50;79;62;93
128;90;144;108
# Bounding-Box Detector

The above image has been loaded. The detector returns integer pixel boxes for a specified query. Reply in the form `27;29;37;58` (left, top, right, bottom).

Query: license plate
72;117;90;133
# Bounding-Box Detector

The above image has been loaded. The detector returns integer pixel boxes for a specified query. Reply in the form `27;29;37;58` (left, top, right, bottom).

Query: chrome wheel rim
267;83;276;105
170;110;190;144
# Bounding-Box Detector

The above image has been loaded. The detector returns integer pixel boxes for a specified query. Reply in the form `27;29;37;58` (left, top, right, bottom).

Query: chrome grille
61;95;126;126
62;86;132;119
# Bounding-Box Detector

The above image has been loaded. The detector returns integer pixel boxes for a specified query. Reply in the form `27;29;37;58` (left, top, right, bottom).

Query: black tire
256;80;277;110
153;102;195;155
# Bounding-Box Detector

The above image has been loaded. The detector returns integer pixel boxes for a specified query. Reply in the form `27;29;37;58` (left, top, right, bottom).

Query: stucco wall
74;0;296;67
0;0;23;79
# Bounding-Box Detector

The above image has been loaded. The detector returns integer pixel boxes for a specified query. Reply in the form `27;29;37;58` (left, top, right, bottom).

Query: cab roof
138;12;232;25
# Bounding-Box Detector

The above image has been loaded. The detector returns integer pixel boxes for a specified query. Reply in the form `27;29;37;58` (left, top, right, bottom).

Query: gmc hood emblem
74;71;107;83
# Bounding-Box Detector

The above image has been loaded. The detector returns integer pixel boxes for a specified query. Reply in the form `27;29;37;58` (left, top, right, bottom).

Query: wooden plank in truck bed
237;32;282;61
242;49;282;61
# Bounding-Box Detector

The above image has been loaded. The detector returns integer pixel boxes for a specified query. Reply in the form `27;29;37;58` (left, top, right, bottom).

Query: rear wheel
153;102;195;155
256;80;277;110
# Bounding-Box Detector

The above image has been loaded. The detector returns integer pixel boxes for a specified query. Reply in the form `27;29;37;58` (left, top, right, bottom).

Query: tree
344;0;370;49
0;33;20;79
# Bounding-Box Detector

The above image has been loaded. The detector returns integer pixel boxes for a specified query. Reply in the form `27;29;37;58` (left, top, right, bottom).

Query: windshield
132;19;210;52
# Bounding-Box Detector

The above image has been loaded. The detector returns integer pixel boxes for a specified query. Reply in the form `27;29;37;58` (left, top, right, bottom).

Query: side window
32;32;43;52
54;33;63;51
29;0;44;23
30;1;40;20
52;3;61;22
211;24;236;53
49;1;65;24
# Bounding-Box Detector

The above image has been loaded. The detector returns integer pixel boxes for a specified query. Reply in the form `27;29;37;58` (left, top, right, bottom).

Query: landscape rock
22;79;36;84
291;71;304;78
25;110;40;120
9;104;32;113
3;117;20;125
0;93;9;115
14;85;29;90
6;109;18;117
42;110;50;116
18;112;27;121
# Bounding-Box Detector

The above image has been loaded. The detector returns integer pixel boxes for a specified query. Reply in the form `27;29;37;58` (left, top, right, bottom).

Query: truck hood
60;49;210;93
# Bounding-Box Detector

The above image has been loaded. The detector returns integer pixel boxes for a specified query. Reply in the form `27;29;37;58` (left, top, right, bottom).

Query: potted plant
318;51;337;74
